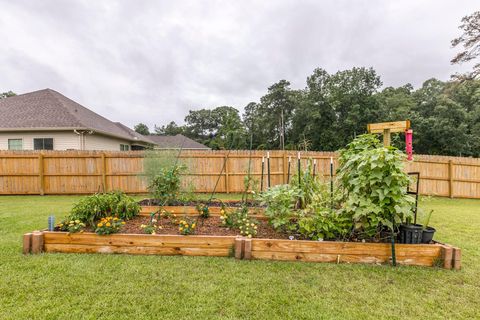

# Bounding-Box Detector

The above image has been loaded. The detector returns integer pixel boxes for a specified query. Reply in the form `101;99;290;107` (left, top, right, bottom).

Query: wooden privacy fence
0;150;480;198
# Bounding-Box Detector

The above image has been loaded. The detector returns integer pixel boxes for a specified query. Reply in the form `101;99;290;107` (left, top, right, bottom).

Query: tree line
137;69;480;156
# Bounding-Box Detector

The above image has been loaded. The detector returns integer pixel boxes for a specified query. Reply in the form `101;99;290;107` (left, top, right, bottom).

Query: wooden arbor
367;120;411;147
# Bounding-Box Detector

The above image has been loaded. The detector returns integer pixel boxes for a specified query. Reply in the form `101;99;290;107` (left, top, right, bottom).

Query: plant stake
313;159;317;178
287;156;291;184
267;151;271;188
297;152;301;186
260;156;265;192
330;157;334;210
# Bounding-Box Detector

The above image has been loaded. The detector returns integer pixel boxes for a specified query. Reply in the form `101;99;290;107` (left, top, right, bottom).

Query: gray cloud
0;0;478;129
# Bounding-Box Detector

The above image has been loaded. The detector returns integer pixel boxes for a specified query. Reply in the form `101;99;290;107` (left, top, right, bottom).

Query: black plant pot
421;227;436;244
399;224;423;244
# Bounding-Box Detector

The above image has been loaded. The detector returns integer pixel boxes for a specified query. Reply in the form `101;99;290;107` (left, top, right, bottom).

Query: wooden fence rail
0;150;480;198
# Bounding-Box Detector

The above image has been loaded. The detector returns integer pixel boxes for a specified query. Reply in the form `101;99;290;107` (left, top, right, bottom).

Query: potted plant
421;210;436;244
398;219;423;244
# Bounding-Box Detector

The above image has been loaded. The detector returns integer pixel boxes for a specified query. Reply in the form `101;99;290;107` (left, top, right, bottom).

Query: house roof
147;134;210;149
0;88;155;145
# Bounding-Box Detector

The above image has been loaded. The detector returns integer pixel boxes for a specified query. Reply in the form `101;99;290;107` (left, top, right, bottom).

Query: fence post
283;151;287;184
101;152;107;192
448;160;454;198
224;154;230;194
38;153;45;195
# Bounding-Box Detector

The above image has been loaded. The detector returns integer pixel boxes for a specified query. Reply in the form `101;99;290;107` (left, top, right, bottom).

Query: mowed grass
0;195;479;319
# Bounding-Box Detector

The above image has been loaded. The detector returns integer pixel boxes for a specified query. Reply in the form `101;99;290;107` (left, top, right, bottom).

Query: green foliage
0;91;16;99
141;213;160;234
219;205;259;238
337;134;415;238
55;219;86;233
297;209;352;241
69;191;140;226
134;123;150;135
259;184;301;232
95;216;125;235
143;150;190;204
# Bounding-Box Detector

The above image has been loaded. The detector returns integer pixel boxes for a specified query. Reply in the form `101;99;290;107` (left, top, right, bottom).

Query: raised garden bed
23;206;461;270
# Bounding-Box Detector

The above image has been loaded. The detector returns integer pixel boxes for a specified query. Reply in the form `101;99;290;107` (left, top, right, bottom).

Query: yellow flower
179;227;183;231
75;220;80;224
59;223;64;227
70;221;74;224
121;221;126;225
106;222;111;227
140;224;146;228
248;234;252;238
113;217;118;221
192;223;196;228
185;224;189;228
97;223;102;227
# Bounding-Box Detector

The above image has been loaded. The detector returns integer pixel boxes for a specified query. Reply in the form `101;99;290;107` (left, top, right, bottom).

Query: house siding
0;131;141;151
0;131;80;150
84;133;131;151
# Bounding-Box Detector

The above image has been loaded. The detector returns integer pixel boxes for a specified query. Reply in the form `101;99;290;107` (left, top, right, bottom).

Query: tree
451;11;480;80
0;91;16;99
154;121;185;135
134;123;150;135
184;106;246;149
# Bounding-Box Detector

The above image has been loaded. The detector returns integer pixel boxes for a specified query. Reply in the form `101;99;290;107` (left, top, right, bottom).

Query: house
0;89;155;151
147;134;211;150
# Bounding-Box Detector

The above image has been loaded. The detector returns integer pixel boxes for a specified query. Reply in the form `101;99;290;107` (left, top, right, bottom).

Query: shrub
69;191;140;226
337;134;415;238
95;216;125;235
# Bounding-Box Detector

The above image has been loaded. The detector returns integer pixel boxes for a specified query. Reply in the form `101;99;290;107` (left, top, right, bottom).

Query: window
33;138;54;150
120;144;130;151
8;139;23;150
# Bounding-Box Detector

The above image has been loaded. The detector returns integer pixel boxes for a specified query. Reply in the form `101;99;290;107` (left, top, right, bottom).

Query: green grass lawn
1;195;479;319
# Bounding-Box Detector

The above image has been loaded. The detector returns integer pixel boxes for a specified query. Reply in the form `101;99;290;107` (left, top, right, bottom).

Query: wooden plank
224;155;229;194
44;243;230;256
101;152;107;192
250;251;436;266
38;153;44;195
43;232;235;248
367;120;410;133
448;160;454;198
251;239;442;257
23;233;32;254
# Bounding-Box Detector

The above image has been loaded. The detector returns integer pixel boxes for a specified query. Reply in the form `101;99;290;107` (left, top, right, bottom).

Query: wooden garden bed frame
23;231;461;270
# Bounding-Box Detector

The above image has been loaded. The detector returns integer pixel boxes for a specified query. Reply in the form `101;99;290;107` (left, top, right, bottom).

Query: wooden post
282;151;287;184
234;236;244;259
224;154;230;194
244;238;252;260
101;153;107;192
23;233;32;254
442;245;453;269
448;160;454;198
38;153;45;195
383;129;391;147
452;247;462;270
31;231;44;254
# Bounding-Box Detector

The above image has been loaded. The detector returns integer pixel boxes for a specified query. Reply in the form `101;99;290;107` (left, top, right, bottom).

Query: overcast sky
0;1;478;130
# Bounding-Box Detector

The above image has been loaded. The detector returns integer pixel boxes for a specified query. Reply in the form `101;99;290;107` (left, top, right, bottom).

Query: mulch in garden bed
116;215;287;238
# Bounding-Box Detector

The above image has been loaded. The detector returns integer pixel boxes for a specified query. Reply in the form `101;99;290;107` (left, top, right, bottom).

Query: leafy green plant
259;184;301;232
148;164;186;205
69;191;139;226
95;216;125;235
337;134;415;238
297;209;352;241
